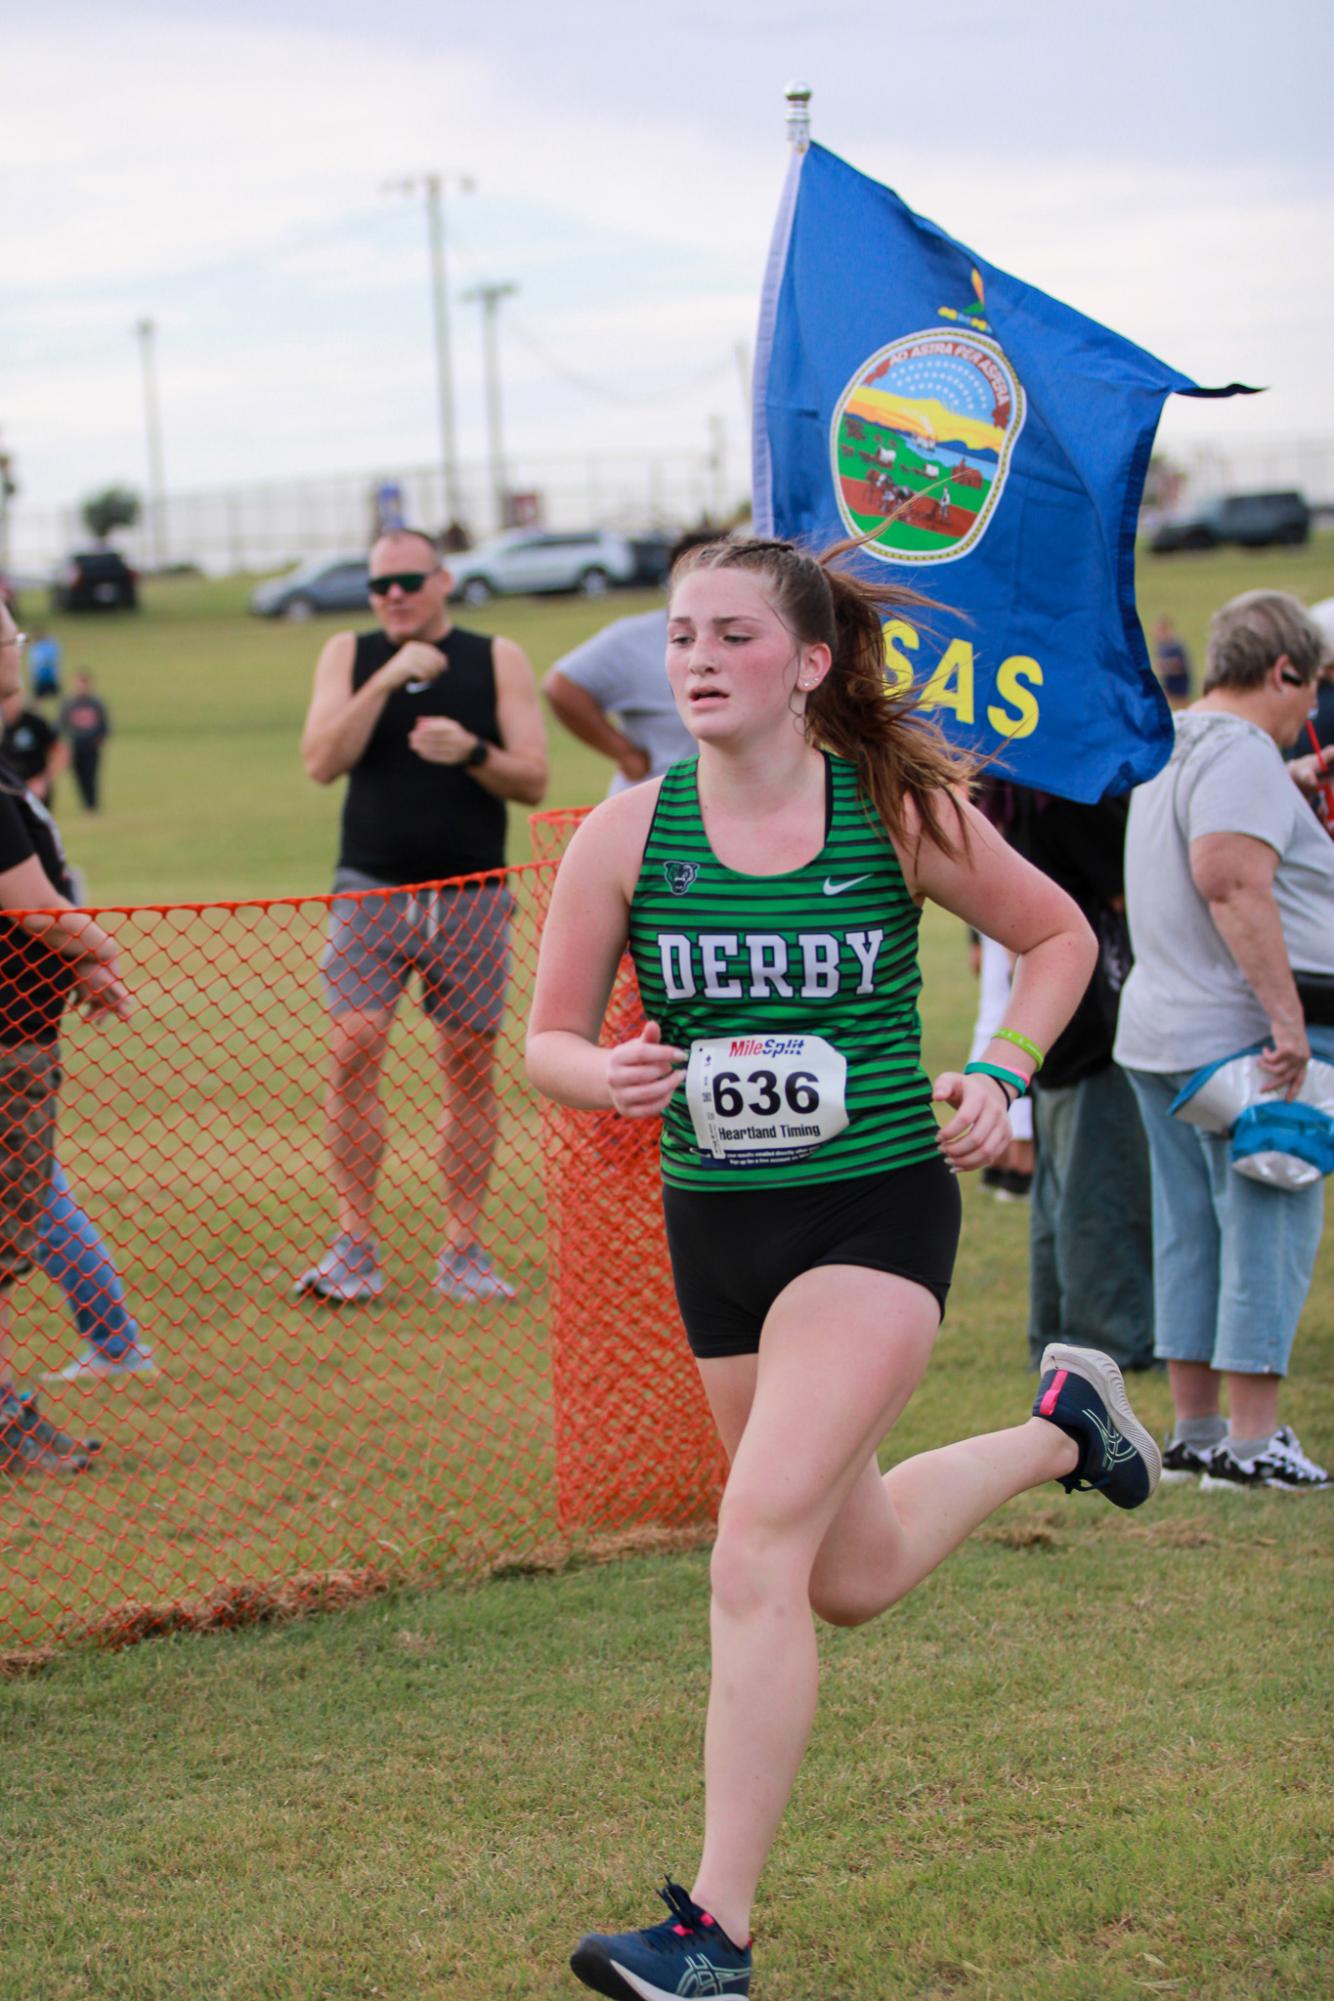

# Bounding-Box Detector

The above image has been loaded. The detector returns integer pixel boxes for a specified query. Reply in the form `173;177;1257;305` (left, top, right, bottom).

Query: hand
378;641;446;693
617;745;651;784
607;1019;686;1119
931;1069;1013;1173
74;959;133;1023
409;717;479;766
1259;1017;1310;1101
1287;752;1327;799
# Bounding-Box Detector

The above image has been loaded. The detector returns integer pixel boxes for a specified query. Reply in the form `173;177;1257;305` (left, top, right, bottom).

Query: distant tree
80;485;142;542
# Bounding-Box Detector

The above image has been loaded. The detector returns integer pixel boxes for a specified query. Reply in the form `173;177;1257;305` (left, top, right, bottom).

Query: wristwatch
465;737;490;768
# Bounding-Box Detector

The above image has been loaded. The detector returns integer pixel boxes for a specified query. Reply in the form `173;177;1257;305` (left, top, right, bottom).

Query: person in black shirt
59;672;111;811
0;603;133;1476
990;785;1154;1374
2;693;64;804
297;526;547;1305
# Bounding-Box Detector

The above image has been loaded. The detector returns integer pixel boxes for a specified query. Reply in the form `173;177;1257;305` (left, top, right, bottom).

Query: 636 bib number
686;1033;848;1166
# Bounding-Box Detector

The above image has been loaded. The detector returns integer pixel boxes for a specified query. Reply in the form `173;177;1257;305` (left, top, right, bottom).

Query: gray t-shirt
552;608;695;795
1115;711;1334;1073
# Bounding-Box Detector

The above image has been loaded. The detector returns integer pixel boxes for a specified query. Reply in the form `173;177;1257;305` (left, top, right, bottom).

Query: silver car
248;554;370;620
446;530;636;606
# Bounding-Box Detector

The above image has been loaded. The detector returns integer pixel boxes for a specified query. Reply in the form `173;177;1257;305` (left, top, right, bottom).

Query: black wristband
465;737;490;769
977;1070;1018;1107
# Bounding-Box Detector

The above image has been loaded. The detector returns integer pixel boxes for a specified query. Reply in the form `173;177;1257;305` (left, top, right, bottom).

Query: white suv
446;530;636;605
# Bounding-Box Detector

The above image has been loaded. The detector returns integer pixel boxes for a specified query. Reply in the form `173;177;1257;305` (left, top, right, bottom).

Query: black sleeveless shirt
338;625;506;884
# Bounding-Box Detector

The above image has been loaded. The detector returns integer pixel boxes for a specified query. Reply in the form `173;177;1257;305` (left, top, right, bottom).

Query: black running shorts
661;1155;963;1359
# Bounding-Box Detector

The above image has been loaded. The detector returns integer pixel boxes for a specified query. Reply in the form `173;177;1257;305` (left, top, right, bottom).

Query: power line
504;316;735;409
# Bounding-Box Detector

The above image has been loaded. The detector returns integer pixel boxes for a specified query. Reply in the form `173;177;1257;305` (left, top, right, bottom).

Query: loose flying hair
1203;589;1325;693
670;536;975;858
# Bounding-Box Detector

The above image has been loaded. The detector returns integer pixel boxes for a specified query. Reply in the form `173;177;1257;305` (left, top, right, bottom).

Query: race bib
685;1033;848;1166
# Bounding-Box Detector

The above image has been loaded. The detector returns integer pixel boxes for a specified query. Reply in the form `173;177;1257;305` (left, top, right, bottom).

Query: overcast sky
3;0;1330;525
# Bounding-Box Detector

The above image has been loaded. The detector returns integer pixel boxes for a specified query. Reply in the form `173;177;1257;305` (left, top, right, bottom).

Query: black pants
71;744;101;811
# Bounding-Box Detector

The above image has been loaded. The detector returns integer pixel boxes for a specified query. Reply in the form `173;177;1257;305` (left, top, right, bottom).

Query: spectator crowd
0;542;1331;1500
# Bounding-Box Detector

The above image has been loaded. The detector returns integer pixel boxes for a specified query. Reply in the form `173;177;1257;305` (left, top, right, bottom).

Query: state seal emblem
830;311;1026;566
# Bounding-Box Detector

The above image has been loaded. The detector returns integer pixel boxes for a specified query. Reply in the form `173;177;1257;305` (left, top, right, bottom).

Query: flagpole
784;80;812;155
751;83;812;533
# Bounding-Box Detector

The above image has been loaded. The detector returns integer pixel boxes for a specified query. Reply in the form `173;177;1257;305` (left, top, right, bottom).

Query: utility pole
384;172;475;534
707;414;727;523
135;317;167;567
0;434;14;577
462;282;518;534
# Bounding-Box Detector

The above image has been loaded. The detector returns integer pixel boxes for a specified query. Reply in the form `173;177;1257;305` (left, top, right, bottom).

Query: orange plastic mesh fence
0;835;725;1657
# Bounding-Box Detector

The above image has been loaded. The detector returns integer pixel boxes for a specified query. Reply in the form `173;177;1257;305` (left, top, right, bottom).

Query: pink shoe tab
1038;1368;1068;1419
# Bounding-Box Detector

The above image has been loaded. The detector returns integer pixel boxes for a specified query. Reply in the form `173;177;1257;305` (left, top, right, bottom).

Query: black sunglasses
369;570;436;597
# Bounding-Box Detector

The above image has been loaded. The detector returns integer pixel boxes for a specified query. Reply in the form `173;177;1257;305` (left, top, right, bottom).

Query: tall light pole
135;317;167;567
384;172;474;534
462;282;518;533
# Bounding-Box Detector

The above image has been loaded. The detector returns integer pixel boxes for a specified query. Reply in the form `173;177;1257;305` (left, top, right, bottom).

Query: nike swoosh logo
822;874;872;896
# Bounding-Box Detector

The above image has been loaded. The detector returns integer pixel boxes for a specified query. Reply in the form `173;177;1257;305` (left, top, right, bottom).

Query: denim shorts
321;871;512;1037
1124;1022;1334;1377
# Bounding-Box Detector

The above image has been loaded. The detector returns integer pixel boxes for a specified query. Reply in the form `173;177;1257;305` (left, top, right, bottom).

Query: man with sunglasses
298;528;547;1303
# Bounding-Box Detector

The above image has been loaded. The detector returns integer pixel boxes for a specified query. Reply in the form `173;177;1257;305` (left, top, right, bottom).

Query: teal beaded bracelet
964;1060;1030;1102
993;1026;1044;1072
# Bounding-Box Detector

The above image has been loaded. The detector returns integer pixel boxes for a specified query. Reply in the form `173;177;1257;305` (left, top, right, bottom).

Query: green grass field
3;543;1333;1998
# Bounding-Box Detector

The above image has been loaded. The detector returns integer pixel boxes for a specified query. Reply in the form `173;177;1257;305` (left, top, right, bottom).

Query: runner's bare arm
527;783;685;1114
903;793;1097;1065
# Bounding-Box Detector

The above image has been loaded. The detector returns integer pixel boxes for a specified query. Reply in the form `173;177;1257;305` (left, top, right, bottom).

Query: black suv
1151;491;1310;554
52;550;139;612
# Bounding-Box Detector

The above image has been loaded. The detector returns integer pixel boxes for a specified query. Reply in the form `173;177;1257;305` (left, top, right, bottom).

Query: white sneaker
294;1236;383;1303
44;1343;157;1383
1201;1426;1332;1492
433;1244;516;1303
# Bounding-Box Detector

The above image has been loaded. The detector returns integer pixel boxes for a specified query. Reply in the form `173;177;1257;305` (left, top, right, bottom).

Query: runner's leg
692;1263;1078;1942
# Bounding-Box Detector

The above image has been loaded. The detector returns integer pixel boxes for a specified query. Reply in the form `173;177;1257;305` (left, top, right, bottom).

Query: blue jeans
1124;1024;1334;1377
36;1161;138;1355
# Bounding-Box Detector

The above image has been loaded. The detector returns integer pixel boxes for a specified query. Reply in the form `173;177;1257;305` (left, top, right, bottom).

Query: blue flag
752;142;1252;801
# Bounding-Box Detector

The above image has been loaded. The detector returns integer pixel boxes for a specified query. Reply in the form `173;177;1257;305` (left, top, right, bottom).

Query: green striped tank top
627;753;939;1190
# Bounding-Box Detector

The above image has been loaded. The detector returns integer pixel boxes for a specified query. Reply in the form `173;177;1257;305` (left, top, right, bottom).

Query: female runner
527;539;1161;2001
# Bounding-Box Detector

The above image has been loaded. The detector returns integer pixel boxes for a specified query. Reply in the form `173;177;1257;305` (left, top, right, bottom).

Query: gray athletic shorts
321;869;512;1037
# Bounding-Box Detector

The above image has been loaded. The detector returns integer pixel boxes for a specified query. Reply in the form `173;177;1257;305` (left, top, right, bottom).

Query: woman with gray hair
1115;589;1334;1490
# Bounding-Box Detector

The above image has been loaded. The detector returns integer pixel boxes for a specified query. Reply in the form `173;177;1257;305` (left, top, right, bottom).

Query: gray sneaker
0;1393;100;1475
45;1343;158;1384
294;1236;383;1303
433;1243;516;1303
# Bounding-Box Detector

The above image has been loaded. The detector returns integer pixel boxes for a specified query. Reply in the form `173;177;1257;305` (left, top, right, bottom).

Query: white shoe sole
1038;1342;1163;1498
43;1361;158;1383
1200;1472;1330;1494
294;1281;383;1303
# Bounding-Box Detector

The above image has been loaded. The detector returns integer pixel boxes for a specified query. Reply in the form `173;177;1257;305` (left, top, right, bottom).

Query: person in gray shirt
1115;589;1334;1493
543;533;715;792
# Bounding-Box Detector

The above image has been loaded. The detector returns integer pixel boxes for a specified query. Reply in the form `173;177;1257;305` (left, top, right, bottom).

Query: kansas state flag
753;142;1250;800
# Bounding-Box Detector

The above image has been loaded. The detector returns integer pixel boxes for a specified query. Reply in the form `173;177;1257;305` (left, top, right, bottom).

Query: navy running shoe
570;1879;751;2000
1033;1343;1161;1510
